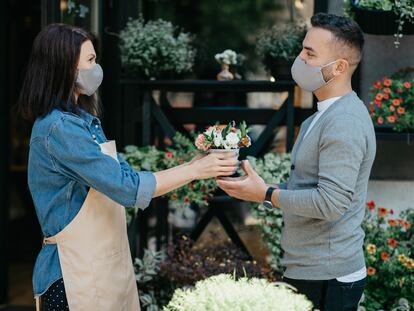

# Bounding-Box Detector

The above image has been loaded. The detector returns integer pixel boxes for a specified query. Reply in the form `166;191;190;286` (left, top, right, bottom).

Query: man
217;13;376;311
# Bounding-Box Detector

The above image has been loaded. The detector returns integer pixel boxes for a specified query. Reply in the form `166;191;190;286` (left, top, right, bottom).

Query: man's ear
335;59;349;75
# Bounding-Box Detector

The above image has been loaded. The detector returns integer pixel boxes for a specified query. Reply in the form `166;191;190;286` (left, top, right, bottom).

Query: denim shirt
28;108;156;297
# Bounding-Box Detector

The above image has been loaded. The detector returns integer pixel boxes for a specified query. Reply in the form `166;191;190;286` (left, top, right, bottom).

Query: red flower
201;186;207;193
373;81;382;89
387;116;396;123
375;93;383;101
403;82;411;89
383;78;392;86
381;251;390;261
383;93;389;99
398;107;405;114
398;88;403;93
392;99;401;106
390;105;395;112
377;117;384;124
203;195;209;201
184;197;191;203
387;238;397;248
383;87;391;94
366;201;376;210
376;101;383;108
165;152;174;159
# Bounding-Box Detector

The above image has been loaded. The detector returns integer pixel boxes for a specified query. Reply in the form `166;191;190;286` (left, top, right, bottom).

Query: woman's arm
153;153;239;197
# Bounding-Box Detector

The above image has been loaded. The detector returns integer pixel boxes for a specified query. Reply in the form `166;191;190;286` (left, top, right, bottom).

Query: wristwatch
263;187;276;209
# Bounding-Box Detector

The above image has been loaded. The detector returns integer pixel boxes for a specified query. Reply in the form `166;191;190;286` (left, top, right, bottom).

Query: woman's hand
189;152;239;180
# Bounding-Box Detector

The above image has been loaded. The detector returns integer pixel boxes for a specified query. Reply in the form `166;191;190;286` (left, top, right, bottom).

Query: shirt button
92;134;96;139
95;125;99;129
291;164;295;170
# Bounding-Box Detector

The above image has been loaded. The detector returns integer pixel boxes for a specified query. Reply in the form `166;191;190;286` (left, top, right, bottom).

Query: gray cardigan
278;91;376;280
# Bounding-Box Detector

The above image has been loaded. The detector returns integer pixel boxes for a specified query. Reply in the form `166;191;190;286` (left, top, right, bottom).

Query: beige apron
35;141;140;311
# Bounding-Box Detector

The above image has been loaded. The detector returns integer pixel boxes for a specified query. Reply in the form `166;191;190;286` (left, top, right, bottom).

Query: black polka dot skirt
41;278;69;311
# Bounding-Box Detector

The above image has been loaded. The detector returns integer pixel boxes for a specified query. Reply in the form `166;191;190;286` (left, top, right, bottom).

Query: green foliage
119;16;196;78
164;274;313;311
134;249;166;311
242;153;291;271
257;23;307;63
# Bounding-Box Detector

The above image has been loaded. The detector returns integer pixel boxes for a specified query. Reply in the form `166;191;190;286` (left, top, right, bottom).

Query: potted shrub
257;23;307;80
344;0;414;48
368;68;414;133
119;16;196;79
164;274;313;311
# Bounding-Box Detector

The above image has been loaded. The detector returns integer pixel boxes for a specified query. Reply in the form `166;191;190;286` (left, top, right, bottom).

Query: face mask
76;64;103;96
291;56;338;92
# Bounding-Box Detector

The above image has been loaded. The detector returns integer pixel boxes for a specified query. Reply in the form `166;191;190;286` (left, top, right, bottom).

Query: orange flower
383;87;391;93
375;93;383;101
390;105;395;112
387;116;396;123
373;81;382;89
367;267;376;276
392;99;401;106
398;219;404;225
378;207;389;217
403;82;411;89
366;244;377;254
388;238;398;248
397;107;405;114
369;104;375;111
405;259;414;269
403;221;411;230
171;193;178;200
377;117;384;124
366;201;376;210
383;78;392;86
388;219;398;227
381;251;390;261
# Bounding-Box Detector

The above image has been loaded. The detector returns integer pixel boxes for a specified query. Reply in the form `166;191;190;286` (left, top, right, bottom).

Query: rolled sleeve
135;171;157;210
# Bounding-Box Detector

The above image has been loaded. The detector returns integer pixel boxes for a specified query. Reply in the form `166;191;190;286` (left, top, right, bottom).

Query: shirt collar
317;96;342;113
78;108;101;126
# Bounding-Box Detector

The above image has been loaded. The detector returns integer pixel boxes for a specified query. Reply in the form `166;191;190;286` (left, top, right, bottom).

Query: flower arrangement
368;68;414;132
215;49;238;65
119;16;196;79
195;121;251;152
361;201;414;310
242;153;291;271
164;274;313;311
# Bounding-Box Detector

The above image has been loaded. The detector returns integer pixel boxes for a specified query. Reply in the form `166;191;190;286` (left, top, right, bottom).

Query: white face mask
76;64;103;96
291;56;339;92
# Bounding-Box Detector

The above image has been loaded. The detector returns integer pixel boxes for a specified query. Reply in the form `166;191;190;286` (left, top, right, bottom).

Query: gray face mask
291;56;338;92
76;64;103;96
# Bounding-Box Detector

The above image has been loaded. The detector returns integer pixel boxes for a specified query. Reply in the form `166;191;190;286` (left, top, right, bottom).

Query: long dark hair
18;23;102;122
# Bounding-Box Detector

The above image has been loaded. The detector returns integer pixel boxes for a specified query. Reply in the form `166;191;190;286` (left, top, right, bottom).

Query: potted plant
257;23;307;80
344;0;414;48
360;201;414;310
164;274;313;311
119;16;196;79
368;68;414;133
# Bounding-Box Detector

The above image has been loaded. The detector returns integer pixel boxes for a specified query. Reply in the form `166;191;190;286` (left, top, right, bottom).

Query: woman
18;24;238;311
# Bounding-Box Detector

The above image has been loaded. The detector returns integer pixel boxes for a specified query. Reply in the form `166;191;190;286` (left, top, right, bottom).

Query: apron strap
35;296;41;311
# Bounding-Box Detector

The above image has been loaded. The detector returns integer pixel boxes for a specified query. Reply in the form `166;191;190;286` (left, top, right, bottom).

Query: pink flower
195;134;210;151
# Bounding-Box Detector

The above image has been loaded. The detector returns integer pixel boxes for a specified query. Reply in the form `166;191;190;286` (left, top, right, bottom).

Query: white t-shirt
303;96;367;282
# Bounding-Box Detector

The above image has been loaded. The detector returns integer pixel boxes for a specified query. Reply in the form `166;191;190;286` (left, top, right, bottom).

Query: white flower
205;126;215;137
226;132;240;147
213;132;223;147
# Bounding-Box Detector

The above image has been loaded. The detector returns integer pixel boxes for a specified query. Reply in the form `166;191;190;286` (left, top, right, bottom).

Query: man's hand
216;160;268;203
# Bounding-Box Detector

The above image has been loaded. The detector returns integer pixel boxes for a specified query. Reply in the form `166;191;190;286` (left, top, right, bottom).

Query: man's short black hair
311;13;364;62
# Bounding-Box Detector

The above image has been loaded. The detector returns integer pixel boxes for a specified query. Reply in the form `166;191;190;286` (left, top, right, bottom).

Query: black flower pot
351;3;414;35
264;56;293;81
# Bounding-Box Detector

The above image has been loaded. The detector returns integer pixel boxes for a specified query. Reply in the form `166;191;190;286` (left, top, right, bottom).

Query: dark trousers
283;277;366;311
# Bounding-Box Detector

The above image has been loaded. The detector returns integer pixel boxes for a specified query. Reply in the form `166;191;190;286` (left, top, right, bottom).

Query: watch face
263;200;273;209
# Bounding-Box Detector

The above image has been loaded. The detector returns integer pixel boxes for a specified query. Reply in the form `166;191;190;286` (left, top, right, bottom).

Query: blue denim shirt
28;108;156;297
